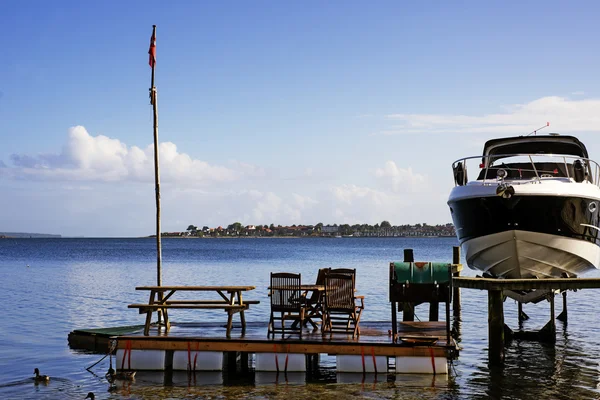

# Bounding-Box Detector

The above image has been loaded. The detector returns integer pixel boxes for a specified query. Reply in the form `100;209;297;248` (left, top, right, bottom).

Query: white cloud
331;184;390;206
385;96;600;134
228;160;266;178
251;191;283;222
2;126;256;184
374;161;427;192
0;128;452;236
327;184;413;225
244;191;318;223
291;193;318;209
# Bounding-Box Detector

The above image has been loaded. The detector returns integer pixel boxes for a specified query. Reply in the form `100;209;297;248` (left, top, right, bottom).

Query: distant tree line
157;221;455;238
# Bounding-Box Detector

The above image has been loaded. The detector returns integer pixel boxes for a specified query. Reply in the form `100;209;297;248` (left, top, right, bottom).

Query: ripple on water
2;237;600;399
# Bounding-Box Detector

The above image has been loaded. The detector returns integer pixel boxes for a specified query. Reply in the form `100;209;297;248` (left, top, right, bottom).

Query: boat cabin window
477;161;575;180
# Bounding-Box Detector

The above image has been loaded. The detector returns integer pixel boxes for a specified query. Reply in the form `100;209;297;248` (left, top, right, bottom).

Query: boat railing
451;153;600;187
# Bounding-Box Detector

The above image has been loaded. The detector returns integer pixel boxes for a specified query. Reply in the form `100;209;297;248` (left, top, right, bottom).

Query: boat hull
448;189;600;278
462;229;600;278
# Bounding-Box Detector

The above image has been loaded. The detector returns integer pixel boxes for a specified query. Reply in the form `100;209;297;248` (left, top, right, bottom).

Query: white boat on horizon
448;134;600;279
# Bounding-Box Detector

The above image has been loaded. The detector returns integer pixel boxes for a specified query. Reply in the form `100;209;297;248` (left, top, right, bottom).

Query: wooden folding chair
328;268;356;283
303;268;331;329
322;273;364;338
267;272;306;338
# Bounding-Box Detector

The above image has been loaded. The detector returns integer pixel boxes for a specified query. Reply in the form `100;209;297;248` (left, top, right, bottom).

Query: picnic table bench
128;285;259;337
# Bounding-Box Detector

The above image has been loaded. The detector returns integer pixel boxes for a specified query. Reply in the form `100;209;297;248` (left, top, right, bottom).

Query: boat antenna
526;122;550;136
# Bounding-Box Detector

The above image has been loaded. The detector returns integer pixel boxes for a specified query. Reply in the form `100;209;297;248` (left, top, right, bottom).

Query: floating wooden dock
70;248;463;375
70;320;457;375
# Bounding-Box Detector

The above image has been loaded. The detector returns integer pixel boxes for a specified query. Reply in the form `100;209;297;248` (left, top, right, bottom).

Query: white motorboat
448;134;600;279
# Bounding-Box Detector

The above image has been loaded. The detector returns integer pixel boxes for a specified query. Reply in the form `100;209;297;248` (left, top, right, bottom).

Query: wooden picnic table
128;285;258;337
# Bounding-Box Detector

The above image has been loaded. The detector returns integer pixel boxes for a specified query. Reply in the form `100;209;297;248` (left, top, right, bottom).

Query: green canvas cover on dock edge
392;262;451;284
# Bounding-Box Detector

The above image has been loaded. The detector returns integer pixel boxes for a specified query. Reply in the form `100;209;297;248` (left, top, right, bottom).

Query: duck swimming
106;369;136;381
33;368;49;382
85;392;95;399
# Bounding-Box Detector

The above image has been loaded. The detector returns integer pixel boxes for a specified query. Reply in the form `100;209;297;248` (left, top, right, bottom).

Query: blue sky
1;1;600;237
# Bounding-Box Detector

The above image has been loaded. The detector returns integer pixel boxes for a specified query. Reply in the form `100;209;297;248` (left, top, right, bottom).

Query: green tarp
392;262;451;284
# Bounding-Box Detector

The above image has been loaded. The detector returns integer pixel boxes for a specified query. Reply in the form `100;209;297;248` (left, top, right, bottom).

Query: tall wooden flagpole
149;25;162;292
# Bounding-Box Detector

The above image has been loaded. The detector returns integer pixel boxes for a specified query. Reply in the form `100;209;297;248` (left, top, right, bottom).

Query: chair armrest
289;295;307;305
355;295;365;309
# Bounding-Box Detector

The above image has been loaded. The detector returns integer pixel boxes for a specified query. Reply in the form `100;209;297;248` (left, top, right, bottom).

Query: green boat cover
392;262;451;284
72;325;145;336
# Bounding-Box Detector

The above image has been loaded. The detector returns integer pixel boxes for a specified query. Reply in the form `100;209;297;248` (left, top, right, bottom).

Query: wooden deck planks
70;321;456;357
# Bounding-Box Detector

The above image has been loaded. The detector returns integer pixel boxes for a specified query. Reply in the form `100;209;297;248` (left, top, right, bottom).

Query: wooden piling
429;302;439;321
240;352;249;372
403;249;414;263
402;249;415;322
164;350;173;384
391;292;398;338
452;246;461;317
539;294;556;343
226;351;237;372
557;291;568;322
517;302;529;323
488;289;505;365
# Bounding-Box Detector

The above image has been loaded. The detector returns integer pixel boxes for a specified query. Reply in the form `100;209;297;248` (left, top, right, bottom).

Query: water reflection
97;370;459;400
467;336;600;400
255;371;306;386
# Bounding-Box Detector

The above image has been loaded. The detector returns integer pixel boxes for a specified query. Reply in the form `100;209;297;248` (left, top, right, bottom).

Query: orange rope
187;342;191;371
127;340;131;370
192;342;199;372
371;346;377;374
121;340;131;370
361;346;366;374
284;344;291;372
428;347;436;375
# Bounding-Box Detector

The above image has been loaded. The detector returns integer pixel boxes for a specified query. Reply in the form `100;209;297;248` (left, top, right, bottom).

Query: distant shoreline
149;235;457;239
0;234;458;240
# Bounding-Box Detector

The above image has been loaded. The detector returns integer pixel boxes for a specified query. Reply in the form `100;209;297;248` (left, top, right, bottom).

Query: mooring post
403;249;415;322
429;302;439;321
452;246;461;317
226;351;237;373
240;352;249;372
445;298;451;346
518;302;524;323
390;262;398;338
517;301;529;324
391;299;398;338
163;350;173;385
488;289;505;365
557;291;568;322
539;294;557;343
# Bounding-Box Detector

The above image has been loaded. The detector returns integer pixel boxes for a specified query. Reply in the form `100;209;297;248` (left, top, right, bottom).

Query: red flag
148;30;156;68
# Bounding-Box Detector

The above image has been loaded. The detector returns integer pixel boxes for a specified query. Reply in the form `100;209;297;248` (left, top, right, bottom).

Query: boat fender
453;162;467;186
496;184;515;199
573;160;585;183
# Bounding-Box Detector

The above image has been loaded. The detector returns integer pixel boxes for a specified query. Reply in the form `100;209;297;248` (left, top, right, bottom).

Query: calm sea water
1;237;599;399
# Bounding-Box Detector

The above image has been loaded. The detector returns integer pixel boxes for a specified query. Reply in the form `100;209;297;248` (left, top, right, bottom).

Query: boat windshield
482;135;588;166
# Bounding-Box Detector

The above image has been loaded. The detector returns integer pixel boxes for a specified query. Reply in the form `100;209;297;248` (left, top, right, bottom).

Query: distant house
322;225;339;234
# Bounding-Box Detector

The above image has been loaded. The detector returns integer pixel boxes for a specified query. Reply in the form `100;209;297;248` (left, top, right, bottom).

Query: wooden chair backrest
324;273;355;311
270;272;301;312
306;268;330;303
328;268;356;286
